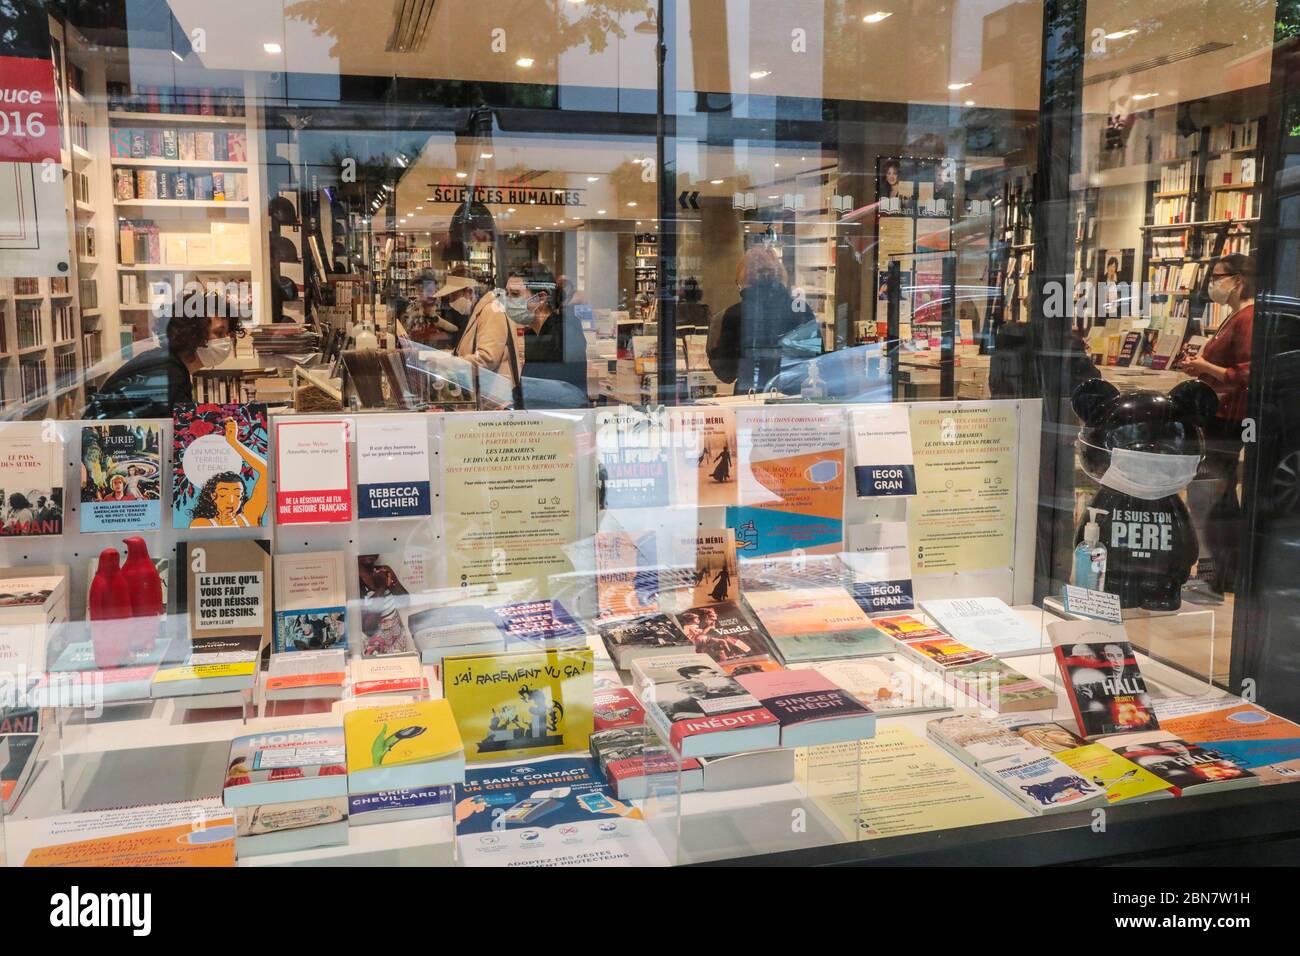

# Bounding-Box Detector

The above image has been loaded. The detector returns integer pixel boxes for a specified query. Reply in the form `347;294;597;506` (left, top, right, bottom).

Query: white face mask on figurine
1080;443;1201;500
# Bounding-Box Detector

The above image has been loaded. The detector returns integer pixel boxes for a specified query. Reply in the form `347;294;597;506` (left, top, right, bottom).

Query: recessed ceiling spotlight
863;11;892;24
710;179;724;185
263;42;282;54
455;171;468;179
749;70;771;79
597;208;607;214
948;82;971;91
516;57;534;68
586;176;599;182
627;201;638;207
507;207;516;212
964;100;975;106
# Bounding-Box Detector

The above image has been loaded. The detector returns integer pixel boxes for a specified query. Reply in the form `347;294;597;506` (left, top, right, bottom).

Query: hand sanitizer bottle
1073;507;1108;589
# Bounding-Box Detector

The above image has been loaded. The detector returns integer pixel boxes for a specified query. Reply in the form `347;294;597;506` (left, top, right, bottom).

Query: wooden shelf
74;201;96;217
1152;190;1192;199
111;157;248;169
1209;182;1257;191
108;110;246;126
114;199;249;210
117;263;250;272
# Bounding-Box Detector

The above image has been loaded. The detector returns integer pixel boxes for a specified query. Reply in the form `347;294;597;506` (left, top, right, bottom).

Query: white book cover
921;597;1043;657
355;415;432;519
273;551;347;653
981;751;1108;815
274;419;352;524
0;422;65;537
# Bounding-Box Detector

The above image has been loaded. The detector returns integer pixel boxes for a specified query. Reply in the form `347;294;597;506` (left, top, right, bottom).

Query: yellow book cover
1055;743;1174;803
152;661;257;683
344;699;462;773
442;646;594;763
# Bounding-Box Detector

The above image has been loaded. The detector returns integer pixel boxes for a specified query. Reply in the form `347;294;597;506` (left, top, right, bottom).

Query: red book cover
593;686;646;731
1054;640;1159;738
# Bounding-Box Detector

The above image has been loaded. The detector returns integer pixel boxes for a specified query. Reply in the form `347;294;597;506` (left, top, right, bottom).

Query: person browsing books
1180;253;1255;596
451;273;525;384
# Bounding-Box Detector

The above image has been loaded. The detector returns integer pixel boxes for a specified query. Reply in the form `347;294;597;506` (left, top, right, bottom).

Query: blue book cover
79;423;163;533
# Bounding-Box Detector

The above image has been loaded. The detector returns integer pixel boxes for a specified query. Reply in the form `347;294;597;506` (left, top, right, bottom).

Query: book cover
630;652;726;688
222;726;346;806
13;799;236;867
357;550;431;657
675;600;772;663
491;599;584;647
355;415;432;519
442;646;594;763
347;785;453;824
791;656;942;714
343;699;463;776
1050;623;1159;737
744;587;894;663
919;597;1043;657
0;422;64;537
1054;743;1174;803
674;528;738;606
872;614;947;643
901;636;992;669
590;726;702;799
274;419;352;524
1155;697;1300;784
79;423;162;532
265;649;347;698
982;751;1107;814
273;551;347;652
598;613;691;667
177;538;272;654
643;676;781;757
351;654;426;697
946;657;1057;713
594;530;659;621
671;407;738;508
1101;731;1258;795
235;797;347;847
736;669;875;745
593;685;647;730
596;406;670;509
172;403;269;529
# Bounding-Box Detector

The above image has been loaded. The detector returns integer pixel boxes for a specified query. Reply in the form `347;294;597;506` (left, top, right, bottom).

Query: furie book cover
356;415;431;519
275;419;352;524
79;423;162;532
0;422;63;537
273;551;347;652
172;403;269;529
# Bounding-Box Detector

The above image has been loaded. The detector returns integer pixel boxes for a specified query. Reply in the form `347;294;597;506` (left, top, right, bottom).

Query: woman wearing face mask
1181;253;1256;596
521;279;588;396
85;287;243;419
451;272;525;388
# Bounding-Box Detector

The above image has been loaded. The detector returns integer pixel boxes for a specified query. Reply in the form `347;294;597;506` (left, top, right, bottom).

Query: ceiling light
480;152;493;159
710;179;724;185
416;205;423;210
1105;28;1137;40
863;11;892;24
964;100;975;106
767;195;779;199
749;70;771;80
455;171;468;178
587;176;599;182
516;57;534;68
627;201;637;207
597;209;607;214
774;162;781;168
947;82;971;91
507;207;516;212
1132;92;1160;100
263;42;282;54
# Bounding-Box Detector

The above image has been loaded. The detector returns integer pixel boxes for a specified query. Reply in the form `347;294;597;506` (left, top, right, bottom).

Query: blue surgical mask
804;459;841;484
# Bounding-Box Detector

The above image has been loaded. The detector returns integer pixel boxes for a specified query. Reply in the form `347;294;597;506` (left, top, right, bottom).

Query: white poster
851;404;916;497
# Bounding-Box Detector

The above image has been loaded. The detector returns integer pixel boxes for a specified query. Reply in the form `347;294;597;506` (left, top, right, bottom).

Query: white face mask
1207;277;1234;305
448;295;472;316
1083;441;1202;499
196;336;232;367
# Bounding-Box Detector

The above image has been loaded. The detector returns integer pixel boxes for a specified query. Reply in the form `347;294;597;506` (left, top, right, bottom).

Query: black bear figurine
1071;378;1219;612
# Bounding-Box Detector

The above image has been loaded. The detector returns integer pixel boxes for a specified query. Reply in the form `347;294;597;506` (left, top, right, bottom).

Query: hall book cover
172;403;269;529
1049;621;1159;738
177;539;273;654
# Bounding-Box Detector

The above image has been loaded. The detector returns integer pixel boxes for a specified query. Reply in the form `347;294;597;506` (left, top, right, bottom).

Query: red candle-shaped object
122;536;163;651
89;548;132;667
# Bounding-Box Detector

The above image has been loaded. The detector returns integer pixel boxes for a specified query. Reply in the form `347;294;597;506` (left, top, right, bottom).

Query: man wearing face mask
451;271;525;387
85;287;243;419
1181;253;1256;596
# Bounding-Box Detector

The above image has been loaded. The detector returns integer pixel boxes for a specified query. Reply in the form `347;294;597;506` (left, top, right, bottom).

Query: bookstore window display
1;0;1300;868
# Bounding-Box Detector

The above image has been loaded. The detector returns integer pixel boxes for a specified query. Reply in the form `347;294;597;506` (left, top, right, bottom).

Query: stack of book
0;569;69;675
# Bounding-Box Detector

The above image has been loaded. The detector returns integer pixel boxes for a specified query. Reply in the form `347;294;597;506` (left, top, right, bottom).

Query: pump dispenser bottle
1073;507;1109;589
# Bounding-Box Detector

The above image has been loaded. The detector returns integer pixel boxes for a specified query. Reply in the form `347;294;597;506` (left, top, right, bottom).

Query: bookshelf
792;167;839;352
634;233;658;321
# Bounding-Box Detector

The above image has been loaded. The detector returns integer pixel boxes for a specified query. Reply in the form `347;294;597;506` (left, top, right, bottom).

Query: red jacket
1199;303;1253;423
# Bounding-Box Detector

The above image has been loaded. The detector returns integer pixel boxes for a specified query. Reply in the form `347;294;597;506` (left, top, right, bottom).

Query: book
172;403;269;529
595;406;670;509
981;751;1109;815
235;796;348;857
1049;621;1159;738
743;587;894;663
357;550;432;657
927;711;1084;768
491;599;585;647
442;646;594;763
351;653;427;698
78;423;163;532
265;649;347;701
177;538;272;654
589;726;702;800
629;652;726;689
919;597;1043;657
343;699;465;793
697;748;797;791
598;613;691;669
151;652;258;700
945;658;1057;713
679;529;739;606
642;674;781;757
1154;697;1300;784
674;600;773;664
899;635;991;670
274;419;353;524
355;415;432;519
273;551;347;653
594;530;659;621
790;655;944;715
222;726;347;807
1053;743;1175;804
1098;731;1260;796
9;798;236;866
736;670;875;746
347;785;453;826
593;685;647;730
407;603;504;665
0;422;64;537
0;571;68;673
872;614;946;642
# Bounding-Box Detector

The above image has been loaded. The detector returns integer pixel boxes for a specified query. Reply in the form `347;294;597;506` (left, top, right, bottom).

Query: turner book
743;587;894;663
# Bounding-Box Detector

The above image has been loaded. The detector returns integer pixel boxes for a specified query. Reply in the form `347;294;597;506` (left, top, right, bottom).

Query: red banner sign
0;54;62;164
